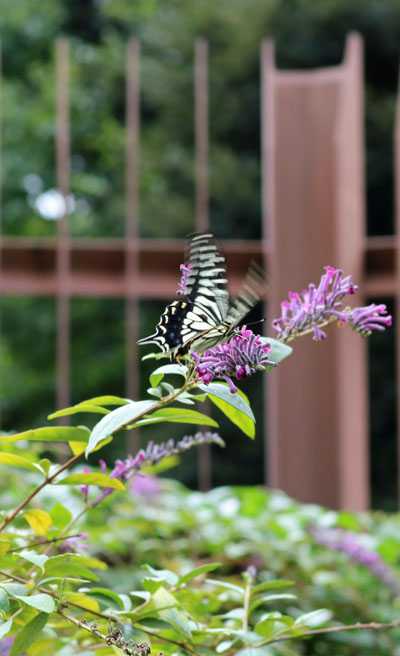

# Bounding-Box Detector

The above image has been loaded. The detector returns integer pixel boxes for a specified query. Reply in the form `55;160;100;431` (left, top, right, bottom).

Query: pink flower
177;263;193;296
272;266;392;341
310;525;400;595
193;326;274;393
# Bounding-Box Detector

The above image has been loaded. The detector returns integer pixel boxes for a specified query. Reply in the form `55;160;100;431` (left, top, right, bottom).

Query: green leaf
56;472;124;490
250;594;297;613
135;407;218;428
80;395;130;406
50;503;73;529
85;587;125;610
0;453;44;474
199;382;255;438
1;426;90;444
236;649;273;655
206;579;244;595
152;587;193;638
18;550;48;571
86;401;155;456
44;554;101;582
294;609;332;628
48;403;109;420
150;364;188;387
10;613;48;656
267;338;293;364
144;565;179;587
14;593;55;613
252;580;294;596
179;563;221;585
0;589;9;613
0;619;12;640
254;613;294;639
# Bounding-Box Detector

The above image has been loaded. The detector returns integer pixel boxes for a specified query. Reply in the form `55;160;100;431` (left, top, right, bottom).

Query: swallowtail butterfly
138;233;264;358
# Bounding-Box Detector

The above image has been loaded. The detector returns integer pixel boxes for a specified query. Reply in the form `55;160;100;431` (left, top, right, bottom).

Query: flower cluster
310;525;400;596
92;432;224;506
272;266;392;342
193;326;274;393
177;262;192;295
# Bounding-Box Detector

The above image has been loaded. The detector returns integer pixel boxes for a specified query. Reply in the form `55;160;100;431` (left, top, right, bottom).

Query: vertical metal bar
0;44;3;430
125;38;140;453
336;34;369;509
55;38;71;417
195;38;212;490
195;38;209;233
261;40;276;487
396;68;400;506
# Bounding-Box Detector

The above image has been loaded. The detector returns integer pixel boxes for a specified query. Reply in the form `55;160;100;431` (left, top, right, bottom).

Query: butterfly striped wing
225;261;264;327
138;233;230;355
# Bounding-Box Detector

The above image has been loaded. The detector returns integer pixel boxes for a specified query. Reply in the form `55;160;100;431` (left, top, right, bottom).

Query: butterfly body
138;233;263;358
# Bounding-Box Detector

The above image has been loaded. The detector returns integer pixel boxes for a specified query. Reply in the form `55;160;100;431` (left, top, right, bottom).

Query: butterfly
138;233;264;358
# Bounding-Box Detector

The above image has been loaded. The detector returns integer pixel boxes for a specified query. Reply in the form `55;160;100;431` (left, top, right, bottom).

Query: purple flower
272;266;356;342
130;474;161;498
193;326;274;393
177;263;193;296
0;638;12;656
310;525;400;596
59;533;88;554
80;466;91;501
92;432;223;507
272;266;392;342
348;303;392;336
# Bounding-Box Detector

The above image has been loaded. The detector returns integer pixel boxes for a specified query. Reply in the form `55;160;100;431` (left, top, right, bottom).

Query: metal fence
0;34;397;510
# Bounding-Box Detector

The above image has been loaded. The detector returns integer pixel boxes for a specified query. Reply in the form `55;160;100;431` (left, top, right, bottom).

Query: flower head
92;432;224;507
193;326;274;393
130;474;161;498
177;263;192;296
349;303;392;336
272;266;392;342
310;525;400;596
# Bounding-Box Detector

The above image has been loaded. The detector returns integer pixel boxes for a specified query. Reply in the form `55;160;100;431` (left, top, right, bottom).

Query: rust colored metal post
261;40;276;487
125;38;140;453
0;45;3;429
195;38;212;490
262;34;368;509
195;38;209;234
55;39;71;416
335;34;369;509
395;67;400;505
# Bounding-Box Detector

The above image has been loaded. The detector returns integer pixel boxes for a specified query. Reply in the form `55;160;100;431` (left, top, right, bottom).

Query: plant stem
242;574;252;634
260;619;400;646
0;452;83;533
9;533;83;553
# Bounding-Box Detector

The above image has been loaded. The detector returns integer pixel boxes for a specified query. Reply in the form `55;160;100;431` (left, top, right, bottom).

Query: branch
0;452;83;533
261;619;400;646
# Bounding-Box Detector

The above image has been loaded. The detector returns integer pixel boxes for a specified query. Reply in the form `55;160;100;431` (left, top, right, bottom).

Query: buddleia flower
193;326;274;393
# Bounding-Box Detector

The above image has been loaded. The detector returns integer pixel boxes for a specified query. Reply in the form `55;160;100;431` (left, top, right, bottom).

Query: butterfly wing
138;233;229;355
225;261;265;328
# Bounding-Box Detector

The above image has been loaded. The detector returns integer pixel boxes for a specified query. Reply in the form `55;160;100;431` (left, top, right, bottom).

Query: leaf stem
260;618;400;646
0;452;83;533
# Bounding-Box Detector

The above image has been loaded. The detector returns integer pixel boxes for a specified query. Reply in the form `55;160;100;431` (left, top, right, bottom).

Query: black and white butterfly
138;233;264;358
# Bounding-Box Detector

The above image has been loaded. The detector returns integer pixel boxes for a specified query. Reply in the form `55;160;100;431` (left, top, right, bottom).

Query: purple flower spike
0;638;13;656
177;263;193;296
272;266;392;342
92;432;223;507
310;525;400;596
193;326;274;393
349;303;392;336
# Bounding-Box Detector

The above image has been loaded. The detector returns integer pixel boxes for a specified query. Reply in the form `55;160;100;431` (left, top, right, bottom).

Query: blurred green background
0;0;397;505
